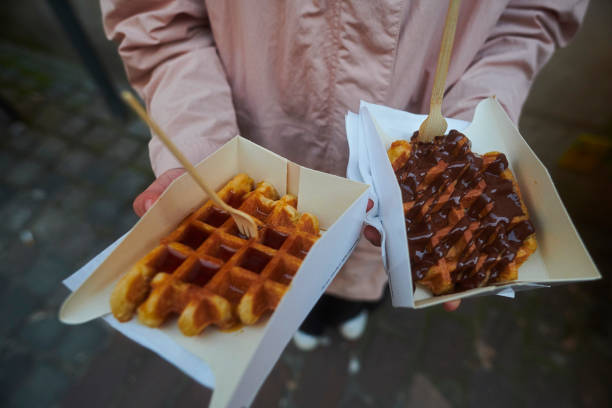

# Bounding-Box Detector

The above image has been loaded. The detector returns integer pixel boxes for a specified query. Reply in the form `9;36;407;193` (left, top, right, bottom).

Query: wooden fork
121;91;259;239
418;0;461;143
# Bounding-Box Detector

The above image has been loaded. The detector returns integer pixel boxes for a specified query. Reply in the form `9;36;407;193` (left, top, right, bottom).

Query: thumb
443;299;461;312
133;168;185;217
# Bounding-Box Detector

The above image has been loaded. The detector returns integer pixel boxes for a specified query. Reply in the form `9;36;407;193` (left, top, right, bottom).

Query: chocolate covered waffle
388;130;537;295
110;173;320;336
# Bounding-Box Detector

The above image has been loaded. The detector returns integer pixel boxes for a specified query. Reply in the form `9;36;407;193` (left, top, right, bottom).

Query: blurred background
1;1;610;407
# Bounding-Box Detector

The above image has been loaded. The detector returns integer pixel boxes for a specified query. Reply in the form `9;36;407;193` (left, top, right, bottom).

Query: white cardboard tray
60;136;369;408
346;98;600;308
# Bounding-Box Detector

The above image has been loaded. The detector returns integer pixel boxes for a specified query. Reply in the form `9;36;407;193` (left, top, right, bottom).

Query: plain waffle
110;173;320;336
388;130;537;295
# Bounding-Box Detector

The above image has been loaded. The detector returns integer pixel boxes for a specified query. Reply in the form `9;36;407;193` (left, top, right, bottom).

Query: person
101;0;587;350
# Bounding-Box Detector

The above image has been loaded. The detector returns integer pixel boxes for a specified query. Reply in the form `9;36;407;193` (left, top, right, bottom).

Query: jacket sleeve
442;0;589;123
101;0;238;177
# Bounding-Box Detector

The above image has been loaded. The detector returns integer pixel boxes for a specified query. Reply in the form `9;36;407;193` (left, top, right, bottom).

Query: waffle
388;130;537;295
110;173;320;336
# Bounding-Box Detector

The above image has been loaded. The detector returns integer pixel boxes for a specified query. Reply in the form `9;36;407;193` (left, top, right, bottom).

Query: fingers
443;299;461;312
363;199;381;246
133;168;185;217
363;225;381;247
366;199;374;212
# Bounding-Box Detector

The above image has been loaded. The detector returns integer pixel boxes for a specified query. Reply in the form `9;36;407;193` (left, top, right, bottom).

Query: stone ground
1;1;611;407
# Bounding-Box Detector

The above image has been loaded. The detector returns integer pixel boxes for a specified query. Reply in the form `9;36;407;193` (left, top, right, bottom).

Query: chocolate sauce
216;244;238;261
254;204;271;221
227;284;246;304
239;248;271;273
270;262;295;285
395;130;534;291
184;259;221;287
178;225;209;249
288;238;312;259
154;247;186;273
262;229;288;249
202;207;230;227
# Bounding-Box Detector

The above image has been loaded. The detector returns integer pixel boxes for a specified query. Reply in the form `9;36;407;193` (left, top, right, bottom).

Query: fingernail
145;199;153;211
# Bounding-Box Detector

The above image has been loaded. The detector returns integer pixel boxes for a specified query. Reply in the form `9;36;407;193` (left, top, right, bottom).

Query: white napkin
62;233;215;389
346;111;387;269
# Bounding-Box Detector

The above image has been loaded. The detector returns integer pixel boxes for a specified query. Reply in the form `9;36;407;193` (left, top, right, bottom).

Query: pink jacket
102;0;587;300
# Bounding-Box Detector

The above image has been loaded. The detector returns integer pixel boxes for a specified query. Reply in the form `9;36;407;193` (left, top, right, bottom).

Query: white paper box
59;136;369;408
346;98;601;308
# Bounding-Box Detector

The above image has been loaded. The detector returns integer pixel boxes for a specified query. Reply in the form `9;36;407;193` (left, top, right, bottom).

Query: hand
363;199;382;246
363;199;462;312
133;168;185;217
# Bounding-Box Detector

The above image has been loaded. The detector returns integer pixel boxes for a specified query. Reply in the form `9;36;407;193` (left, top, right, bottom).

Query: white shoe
339;311;368;341
292;330;322;351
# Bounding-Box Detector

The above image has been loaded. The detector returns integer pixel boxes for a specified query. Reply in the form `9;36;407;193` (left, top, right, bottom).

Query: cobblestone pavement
1;2;611;406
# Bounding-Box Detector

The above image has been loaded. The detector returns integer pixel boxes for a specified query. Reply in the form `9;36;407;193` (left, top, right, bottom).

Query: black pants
299;294;382;336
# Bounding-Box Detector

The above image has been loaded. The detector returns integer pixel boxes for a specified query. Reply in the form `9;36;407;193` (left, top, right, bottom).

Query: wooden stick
417;0;461;142
430;0;461;110
120;92;229;209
